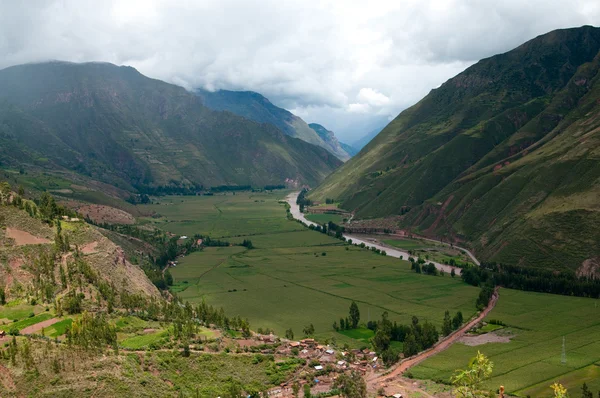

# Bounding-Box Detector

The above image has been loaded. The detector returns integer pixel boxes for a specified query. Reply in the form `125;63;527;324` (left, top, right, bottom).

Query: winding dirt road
376;287;500;383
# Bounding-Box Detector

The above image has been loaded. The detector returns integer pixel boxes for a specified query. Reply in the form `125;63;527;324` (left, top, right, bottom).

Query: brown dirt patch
77;204;135;225
20;317;61;335
5;228;51;246
81;241;99;254
577;258;600;279
0;363;16;391
234;339;261;347
143;328;156;334
459;331;513;346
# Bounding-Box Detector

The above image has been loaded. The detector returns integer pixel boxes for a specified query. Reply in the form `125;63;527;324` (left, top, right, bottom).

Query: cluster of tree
65;311;118;353
125;193;151;205
441;310;464;336
134;182;204;196
263;184;285;190
0;182;76;225
333;370;367;398
333;301;360;331
409;257;439;275
461;262;600;299
325;198;336;204
0;336;35;370
240;239;254;249
210;185;251;193
302;323;315;337
296;188;312;212
201;236;231;247
370;312;439;365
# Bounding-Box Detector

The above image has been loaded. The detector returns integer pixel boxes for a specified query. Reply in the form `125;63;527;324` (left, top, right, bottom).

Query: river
285;192;463;275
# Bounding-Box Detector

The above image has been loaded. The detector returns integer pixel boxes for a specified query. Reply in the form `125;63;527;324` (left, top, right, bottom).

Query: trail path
374;287;499;384
286;192;465;275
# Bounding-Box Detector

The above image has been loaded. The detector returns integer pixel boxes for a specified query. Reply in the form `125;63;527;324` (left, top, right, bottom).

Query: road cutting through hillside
286;192;465;275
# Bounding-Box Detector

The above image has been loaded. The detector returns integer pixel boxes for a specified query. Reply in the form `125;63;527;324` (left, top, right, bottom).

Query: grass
338;328;375;343
120;330;169;350
162;193;479;345
45;318;73;337
138;192;304;238
305;213;346;225
410;288;600;396
382;238;474;266
0;312;53;332
0;303;39;322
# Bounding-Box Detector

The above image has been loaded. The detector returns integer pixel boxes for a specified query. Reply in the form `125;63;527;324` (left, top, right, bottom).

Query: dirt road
376;287;500;383
20;317;61;335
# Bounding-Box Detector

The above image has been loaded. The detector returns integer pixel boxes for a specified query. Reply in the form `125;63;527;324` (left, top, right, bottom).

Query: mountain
195;88;350;161
307;123;352;160
0;62;342;193
340;141;359;157
310;26;600;272
350;125;385;151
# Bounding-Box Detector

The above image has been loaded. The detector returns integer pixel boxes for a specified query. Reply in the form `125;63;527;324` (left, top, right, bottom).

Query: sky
0;0;599;142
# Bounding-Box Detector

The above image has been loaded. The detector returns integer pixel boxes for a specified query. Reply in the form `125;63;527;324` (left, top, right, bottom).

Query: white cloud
0;0;598;141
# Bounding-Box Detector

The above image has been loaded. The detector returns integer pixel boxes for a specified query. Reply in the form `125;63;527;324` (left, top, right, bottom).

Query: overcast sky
1;0;599;142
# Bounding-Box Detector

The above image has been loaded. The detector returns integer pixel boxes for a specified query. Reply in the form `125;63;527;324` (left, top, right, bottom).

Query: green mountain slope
310;26;600;271
196;89;350;160
0;62;342;192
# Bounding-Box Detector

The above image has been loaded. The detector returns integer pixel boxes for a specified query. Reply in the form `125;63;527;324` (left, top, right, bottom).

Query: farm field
162;192;480;347
410;288;600;396
138;192;304;238
382;237;474;266
305;213;346;225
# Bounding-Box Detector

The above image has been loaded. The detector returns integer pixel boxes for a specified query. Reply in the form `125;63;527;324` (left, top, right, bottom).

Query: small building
289;341;301;348
314;365;323;370
0;330;6;337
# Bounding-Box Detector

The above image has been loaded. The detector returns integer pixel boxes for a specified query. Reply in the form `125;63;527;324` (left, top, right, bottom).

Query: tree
372;328;391;352
303;384;312;398
0;287;5;305
0;182;10;205
303;324;315;337
403;333;419;357
451;351;494;398
340;317;345;330
349;301;360;329
451;268;456;278
550;383;568;398
292;381;300;398
453;311;464;330
581;383;592;398
334;371;367;398
285;328;294;340
442;310;453;336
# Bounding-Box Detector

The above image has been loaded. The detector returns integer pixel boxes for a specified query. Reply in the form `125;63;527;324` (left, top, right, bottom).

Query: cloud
0;0;598;140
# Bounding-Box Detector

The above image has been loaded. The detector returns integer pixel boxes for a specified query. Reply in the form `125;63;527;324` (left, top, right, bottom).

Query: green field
382;238;474;266
410;288;600;396
138;193;304;238
160;192;479;347
0;313;53;332
305;213;346;225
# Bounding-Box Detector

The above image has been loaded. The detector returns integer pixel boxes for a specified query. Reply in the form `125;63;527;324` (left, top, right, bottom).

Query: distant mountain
0;62;342;193
340;142;359;157
311;26;600;272
307;123;351;160
195;88;350;161
351;125;385;151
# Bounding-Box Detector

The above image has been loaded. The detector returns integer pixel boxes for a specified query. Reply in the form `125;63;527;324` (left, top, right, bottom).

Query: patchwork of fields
149;192;479;346
411;288;600;396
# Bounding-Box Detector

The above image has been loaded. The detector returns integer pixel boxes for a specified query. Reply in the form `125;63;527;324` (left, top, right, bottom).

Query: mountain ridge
0;61;342;194
310;25;600;271
195;88;351;160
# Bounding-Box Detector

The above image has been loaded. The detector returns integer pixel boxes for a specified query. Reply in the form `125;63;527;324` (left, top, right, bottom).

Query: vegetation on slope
310;26;600;271
0;62;342;195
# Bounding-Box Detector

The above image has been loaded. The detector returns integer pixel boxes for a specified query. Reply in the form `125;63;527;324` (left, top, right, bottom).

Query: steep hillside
0;62;342;193
340;141;359;157
311;26;600;271
307;123;351;160
196;88;350;160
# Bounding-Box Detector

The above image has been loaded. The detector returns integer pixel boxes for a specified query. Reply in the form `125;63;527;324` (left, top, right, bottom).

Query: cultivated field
410;288;600;396
157;192;479;346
